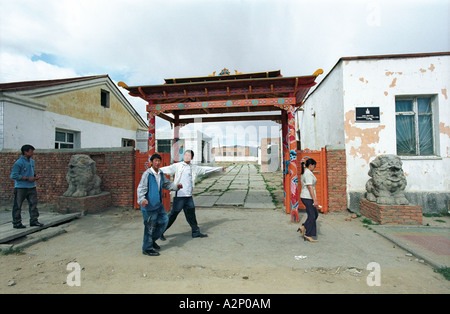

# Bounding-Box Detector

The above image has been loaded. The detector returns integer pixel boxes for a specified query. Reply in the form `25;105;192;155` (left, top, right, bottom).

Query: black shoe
192;233;208;238
30;221;44;227
160;233;166;241
142;249;160;256
13;224;26;229
153;242;161;250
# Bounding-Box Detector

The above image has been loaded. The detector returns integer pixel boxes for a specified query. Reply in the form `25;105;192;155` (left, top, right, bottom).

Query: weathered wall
1;78;147;150
2;102;140;149
301;54;450;213
343;55;450;201
41;84;139;131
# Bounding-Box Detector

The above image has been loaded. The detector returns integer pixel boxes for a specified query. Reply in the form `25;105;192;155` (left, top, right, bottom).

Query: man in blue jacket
10;144;43;229
137;153;182;256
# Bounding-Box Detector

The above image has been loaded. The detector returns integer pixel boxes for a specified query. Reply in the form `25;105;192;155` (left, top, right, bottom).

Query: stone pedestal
56;192;112;215
360;198;422;225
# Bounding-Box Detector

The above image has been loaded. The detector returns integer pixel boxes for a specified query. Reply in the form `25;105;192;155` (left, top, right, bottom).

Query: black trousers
164;196;201;236
301;198;319;237
12;187;39;226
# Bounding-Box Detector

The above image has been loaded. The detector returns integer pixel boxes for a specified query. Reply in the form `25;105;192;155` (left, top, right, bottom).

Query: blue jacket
146;172;164;210
10;156;36;188
137;168;179;211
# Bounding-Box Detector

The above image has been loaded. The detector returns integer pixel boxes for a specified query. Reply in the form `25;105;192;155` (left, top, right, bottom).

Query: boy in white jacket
160;150;225;239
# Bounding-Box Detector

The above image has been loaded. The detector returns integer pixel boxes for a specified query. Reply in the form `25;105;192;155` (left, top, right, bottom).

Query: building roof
163;70;282;84
0;75;108;92
118;69;322;122
0;75;148;129
338;51;450;62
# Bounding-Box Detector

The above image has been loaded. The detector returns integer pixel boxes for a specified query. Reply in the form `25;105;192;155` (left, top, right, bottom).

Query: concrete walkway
193;164;275;209
371;225;450;269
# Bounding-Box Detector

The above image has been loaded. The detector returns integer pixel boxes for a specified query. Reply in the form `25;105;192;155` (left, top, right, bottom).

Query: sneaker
142;249;160;256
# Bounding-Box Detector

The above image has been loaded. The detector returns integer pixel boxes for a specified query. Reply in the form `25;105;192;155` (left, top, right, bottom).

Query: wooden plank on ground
0;213;80;243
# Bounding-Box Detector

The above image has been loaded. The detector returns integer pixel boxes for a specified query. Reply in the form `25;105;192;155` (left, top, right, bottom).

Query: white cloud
1;0;448;146
0;52;78;82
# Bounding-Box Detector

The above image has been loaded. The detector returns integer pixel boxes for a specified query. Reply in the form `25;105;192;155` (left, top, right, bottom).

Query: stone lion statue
63;154;102;197
365;154;409;205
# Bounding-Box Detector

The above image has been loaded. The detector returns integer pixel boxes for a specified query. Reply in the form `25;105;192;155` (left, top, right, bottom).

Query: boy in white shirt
160;150;225;239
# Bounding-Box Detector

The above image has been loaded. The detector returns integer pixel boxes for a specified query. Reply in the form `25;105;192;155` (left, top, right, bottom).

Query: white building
155;129;213;165
299;52;450;213
0;75;148;151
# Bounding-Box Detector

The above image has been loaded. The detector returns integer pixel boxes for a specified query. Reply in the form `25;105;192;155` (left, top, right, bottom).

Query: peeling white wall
301;54;450;209
343;55;450;194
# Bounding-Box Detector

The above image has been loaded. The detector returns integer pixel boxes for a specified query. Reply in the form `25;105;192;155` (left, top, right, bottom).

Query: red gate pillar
287;105;299;222
173;113;180;162
281;110;290;214
148;103;156;157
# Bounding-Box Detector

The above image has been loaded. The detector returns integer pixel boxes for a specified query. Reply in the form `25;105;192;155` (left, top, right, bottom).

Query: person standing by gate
10;144;43;229
298;158;319;242
137;153;182;256
159;150;225;240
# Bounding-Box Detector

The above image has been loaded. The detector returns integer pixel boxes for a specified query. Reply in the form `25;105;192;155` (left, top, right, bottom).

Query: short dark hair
150;153;162;162
21;144;35;155
185;150;194;158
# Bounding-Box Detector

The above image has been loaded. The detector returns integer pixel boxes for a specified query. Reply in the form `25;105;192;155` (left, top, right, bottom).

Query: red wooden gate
297;148;328;214
134;151;171;212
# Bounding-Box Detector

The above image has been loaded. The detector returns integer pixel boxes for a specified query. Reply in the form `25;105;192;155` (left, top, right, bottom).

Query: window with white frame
55;130;76;149
395;96;436;156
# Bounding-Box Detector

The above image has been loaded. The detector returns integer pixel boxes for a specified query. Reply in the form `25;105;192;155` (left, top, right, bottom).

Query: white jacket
160;162;222;196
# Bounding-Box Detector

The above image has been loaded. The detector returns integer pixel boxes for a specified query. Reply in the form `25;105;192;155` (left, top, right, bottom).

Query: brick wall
360;198;423;225
326;149;347;213
0;148;135;207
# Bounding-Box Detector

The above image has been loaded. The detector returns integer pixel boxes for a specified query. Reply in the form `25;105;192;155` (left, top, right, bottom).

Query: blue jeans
165;196;200;236
141;204;168;251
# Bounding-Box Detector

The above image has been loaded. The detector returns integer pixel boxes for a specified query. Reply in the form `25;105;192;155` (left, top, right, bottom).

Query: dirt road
1;205;449;294
1;166;448;294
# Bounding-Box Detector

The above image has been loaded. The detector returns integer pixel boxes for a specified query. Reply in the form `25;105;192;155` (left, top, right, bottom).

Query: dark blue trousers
141;204;168;251
301;198;319;237
164;196;201;236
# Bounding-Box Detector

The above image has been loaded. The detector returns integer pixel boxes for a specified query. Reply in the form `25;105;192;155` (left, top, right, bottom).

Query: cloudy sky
1;0;448;147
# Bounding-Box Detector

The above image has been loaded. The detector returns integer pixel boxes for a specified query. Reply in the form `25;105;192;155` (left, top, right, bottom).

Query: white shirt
160;162;222;197
300;168;317;199
149;167;161;191
177;163;193;197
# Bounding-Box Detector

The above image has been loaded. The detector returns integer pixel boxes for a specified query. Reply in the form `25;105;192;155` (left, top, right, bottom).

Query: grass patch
423;211;449;218
362;218;376;225
1;247;23;256
434;267;450;281
260;176;279;208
